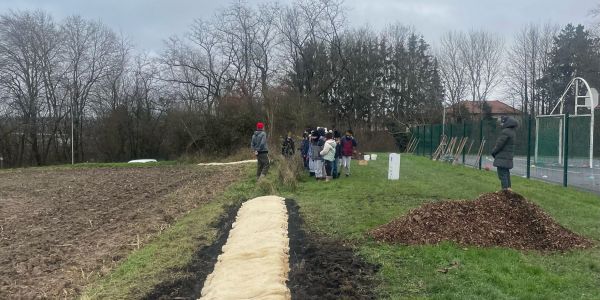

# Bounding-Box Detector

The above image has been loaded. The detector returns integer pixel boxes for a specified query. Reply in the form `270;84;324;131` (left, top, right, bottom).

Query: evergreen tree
539;24;600;114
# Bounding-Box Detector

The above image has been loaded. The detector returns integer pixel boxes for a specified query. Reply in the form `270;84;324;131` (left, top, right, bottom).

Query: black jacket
492;117;518;169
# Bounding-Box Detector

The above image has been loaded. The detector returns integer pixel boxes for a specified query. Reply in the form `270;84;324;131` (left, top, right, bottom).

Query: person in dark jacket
251;122;269;179
308;129;321;178
300;132;310;170
281;132;295;157
333;130;342;178
492;116;518;191
314;127;327;180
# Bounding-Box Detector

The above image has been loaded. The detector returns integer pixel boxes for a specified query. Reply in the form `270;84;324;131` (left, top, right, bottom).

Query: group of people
251;122;358;182
299;127;357;182
254;116;516;191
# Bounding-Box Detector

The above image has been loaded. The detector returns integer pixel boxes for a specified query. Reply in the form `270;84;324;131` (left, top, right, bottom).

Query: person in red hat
251;122;269;179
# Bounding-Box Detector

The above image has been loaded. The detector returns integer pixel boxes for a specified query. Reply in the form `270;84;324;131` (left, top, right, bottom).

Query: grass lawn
283;154;600;299
78;155;599;299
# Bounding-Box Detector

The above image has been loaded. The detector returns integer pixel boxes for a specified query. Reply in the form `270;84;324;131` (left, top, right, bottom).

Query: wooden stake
453;137;468;164
432;135;447;160
474;140;486;166
466;140;474;157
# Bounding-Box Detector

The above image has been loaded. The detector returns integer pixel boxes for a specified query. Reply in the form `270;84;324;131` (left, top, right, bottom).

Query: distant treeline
1;0;598;166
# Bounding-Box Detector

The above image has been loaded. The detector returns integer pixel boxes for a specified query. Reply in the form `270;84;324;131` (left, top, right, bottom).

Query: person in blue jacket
333;130;342;178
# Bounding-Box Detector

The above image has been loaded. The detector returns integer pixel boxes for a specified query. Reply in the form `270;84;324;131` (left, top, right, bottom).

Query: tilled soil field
0;165;244;299
372;191;593;251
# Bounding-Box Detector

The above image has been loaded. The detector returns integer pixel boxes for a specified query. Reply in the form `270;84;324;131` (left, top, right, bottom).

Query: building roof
446;100;521;115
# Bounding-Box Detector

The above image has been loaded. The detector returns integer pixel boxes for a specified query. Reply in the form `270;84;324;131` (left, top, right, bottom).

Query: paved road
457;155;600;194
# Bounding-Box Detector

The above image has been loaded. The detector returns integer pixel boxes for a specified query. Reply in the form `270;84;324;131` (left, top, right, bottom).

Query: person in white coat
319;132;337;182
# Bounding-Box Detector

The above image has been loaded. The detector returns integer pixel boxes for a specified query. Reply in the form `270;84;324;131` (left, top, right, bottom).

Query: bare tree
253;2;282;136
92;34;131;113
437;31;468;119
506;23;558;115
459;30;504;105
61;15;122;162
278;0;346;96
216;1;261;100
0;10;61;165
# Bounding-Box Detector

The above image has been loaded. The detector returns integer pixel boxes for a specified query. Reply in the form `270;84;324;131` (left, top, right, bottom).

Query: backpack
341;137;354;156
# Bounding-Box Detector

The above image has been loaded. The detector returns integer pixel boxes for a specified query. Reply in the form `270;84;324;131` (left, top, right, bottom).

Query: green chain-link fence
410;112;600;193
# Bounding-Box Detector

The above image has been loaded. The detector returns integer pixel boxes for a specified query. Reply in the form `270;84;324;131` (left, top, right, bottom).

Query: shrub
274;154;304;192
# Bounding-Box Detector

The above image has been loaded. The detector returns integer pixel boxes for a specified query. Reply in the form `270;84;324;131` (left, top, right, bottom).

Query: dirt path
286;200;379;300
0;165;244;299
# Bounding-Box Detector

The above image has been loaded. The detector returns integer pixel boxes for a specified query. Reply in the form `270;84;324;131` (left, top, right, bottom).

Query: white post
388;153;400;180
559;116;563;165
590;104;595;169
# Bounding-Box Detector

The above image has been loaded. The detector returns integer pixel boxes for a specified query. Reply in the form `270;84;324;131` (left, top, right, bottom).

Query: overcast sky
0;0;598;51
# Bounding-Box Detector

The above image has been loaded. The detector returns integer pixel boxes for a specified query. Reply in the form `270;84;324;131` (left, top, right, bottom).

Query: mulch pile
371;191;593;251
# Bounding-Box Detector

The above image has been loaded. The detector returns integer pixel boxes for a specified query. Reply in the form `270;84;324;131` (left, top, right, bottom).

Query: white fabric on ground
199;196;290;300
128;159;157;163
198;160;256;166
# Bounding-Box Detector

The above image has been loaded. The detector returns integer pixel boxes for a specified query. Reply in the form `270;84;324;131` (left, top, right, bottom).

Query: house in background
445;100;522;123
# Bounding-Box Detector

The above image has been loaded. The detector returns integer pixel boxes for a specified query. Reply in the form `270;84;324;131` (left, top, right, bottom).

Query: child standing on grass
333;131;342;179
281;132;295;157
492;116;518;191
309;130;321;178
340;130;357;176
320;132;337;182
315;128;326;180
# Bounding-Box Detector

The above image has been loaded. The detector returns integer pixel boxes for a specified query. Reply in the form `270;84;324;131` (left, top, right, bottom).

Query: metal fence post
415;125;421;155
526;113;532;179
479;118;483;170
422;125;425;157
421;125;424;156
417;125;425;155
462;121;466;164
563;114;569;187
430;124;434;158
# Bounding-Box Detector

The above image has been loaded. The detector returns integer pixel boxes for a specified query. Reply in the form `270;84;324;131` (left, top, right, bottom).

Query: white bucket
371;154;378;160
364;155;371;161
